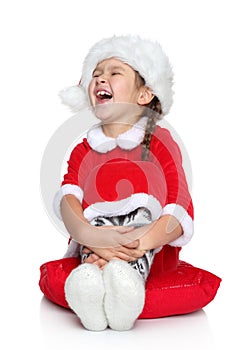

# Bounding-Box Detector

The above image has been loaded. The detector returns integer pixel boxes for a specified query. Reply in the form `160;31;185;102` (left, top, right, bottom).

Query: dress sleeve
53;139;91;219
150;126;194;246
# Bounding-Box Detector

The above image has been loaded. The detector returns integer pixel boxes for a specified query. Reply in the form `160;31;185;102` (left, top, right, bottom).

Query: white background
0;0;232;349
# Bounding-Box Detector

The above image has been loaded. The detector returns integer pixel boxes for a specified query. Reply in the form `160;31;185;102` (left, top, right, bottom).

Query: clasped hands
82;225;146;269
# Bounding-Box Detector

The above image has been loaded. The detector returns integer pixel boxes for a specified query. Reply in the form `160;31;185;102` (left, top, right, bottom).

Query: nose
96;74;107;84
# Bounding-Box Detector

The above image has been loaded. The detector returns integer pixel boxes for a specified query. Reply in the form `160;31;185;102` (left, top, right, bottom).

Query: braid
141;96;162;161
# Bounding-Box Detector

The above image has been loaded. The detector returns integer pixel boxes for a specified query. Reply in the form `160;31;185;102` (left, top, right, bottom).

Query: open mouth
96;90;113;103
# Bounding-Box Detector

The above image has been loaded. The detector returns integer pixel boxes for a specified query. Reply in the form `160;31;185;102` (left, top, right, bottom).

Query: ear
137;87;154;105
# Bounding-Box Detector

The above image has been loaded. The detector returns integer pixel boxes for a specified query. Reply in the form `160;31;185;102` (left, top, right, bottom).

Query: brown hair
141;96;162;160
135;72;163;160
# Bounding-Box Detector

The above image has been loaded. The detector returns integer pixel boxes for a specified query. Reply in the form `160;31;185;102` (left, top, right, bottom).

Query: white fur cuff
53;184;84;220
161;204;194;246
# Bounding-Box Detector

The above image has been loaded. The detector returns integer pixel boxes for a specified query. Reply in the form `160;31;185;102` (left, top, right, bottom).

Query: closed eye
92;69;102;78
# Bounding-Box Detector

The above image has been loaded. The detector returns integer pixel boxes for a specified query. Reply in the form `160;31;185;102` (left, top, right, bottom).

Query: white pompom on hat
59;35;174;116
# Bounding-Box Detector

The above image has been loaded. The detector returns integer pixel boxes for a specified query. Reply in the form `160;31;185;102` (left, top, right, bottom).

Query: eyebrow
93;65;125;74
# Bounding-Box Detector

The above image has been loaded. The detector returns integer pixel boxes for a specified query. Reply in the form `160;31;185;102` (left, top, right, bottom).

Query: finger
129;250;146;259
111;251;138;262
84;253;99;263
82;247;92;254
123;240;139;248
117;246;146;259
100;262;108;270
94;258;108;269
99;259;108;269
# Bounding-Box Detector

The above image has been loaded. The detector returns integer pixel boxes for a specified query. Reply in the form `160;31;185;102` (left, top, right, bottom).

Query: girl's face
88;58;143;108
88;58;154;125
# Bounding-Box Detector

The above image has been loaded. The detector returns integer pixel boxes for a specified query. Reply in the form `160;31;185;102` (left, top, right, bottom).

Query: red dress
39;119;221;318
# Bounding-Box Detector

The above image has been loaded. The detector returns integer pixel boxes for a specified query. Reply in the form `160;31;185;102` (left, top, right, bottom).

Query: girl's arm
137;215;182;251
83;215;181;268
60;194;145;260
60;194;130;246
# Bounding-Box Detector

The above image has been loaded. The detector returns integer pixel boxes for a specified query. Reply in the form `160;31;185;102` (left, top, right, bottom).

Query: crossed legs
64;260;145;331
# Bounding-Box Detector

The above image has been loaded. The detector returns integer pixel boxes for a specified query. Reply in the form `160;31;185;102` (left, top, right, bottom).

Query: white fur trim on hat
60;35;174;115
59;85;90;112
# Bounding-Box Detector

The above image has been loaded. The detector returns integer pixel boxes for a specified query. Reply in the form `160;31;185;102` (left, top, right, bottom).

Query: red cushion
140;260;221;318
39;255;221;318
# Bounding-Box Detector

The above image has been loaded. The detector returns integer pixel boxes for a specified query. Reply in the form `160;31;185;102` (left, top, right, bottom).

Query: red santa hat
59;35;174;116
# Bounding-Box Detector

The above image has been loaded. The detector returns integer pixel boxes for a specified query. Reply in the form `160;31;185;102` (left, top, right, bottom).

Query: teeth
97;91;112;97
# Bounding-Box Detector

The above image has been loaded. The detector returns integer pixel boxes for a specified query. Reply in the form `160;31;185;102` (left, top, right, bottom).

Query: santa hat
59;35;174;116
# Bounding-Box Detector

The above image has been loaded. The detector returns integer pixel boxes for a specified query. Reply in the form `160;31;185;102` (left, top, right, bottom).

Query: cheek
114;80;132;99
88;82;95;103
119;79;138;98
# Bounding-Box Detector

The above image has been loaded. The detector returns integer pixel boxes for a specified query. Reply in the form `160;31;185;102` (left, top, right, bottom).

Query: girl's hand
82;248;108;269
82;239;146;266
90;245;145;262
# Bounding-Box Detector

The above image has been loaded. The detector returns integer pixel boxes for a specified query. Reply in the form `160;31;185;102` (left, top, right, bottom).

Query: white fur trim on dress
87;116;147;153
161;203;194;246
60;35;174;115
83;193;162;222
53;184;84;220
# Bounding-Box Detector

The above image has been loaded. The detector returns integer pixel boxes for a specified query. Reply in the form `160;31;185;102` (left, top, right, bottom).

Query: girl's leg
94;207;158;282
103;260;145;331
71;207;156;331
129;248;159;281
64;263;107;331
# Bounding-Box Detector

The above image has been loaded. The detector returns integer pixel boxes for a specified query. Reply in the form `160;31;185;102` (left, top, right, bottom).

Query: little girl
53;35;194;331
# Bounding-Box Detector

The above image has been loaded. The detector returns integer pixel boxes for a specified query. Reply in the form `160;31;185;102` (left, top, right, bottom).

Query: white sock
64;263;107;331
103;260;145;331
